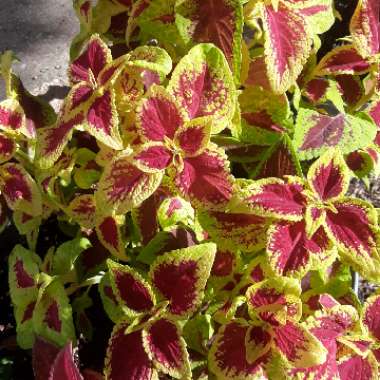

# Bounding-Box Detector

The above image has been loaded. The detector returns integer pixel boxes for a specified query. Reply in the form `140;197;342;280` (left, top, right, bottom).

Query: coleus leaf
134;142;174;172
96;154;163;215
363;292;380;342
125;0;150;45
32;337;61;380
142;317;191;379
293;108;377;160
210;249;238;279
236;177;306;221
0;132;16;163
127;45;173;76
33;277;76;347
135;0;182;47
13;211;41;236
10;74;57;133
209;320;267;379
107;260;155;318
157;196;194;230
95;215;127;261
286;0;335;34
0;195;9;234
149;242;216;318
15;300;37;349
48;342;83;380
197;210;268;253
246;281;327;369
174;116;212;158
350;0;380;58
167;43;236;133
246;277;302;325
0;163;42;216
132;187;169;245
325;198;380;283
137;228;198;266
105;322;157;380
85;89;123;150
0;98;29;138
314;45;371;76
307;149;350;202
237;86;290;145
290;304;359;379
136;84;186;142
36;113;84;169
250;135;302;180
8;244;40;306
259;2;312;93
269;320;327;369
173;145;234;210
69;34;112;84
267;221;335;279
337;352;378;380
113;45;172;114
245;55;271;90
99;273;125;323
175;0;243;82
336;74;364;107
346;148;377;179
67;194;97;229
73;0;92;28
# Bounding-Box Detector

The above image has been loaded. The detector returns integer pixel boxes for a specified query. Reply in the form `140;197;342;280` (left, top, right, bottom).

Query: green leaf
52;237;92;276
99;273;125;323
183;313;214;354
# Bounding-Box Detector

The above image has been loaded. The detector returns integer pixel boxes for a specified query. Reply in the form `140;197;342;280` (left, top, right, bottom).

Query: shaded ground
0;0;78;103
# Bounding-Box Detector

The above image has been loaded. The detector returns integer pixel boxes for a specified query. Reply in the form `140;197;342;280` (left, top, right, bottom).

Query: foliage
2;0;380;379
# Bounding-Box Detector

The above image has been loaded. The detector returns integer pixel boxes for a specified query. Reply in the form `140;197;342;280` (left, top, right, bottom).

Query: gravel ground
0;0;78;106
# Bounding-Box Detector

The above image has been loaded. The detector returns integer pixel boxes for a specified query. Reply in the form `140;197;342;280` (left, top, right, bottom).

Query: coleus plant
3;0;380;379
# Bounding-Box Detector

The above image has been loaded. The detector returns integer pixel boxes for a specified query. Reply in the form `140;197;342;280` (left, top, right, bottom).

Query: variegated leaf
260;2;312;93
314;45;371;76
307;149;350;202
96;154;163;215
173;146;233;210
142;318;191;379
0;131;16;163
167;43;236;132
267;221;335;279
8;245;40;306
149;243;216;318
175;0;243;81
209;321;267;379
293;108;377;160
350;0;380;58
105;322;157;380
107;260;155;317
95;215;127;261
33;278;76;347
197;210;268;253
67;194;97;229
36;113;84;169
0;163;42;216
325;198;380;283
